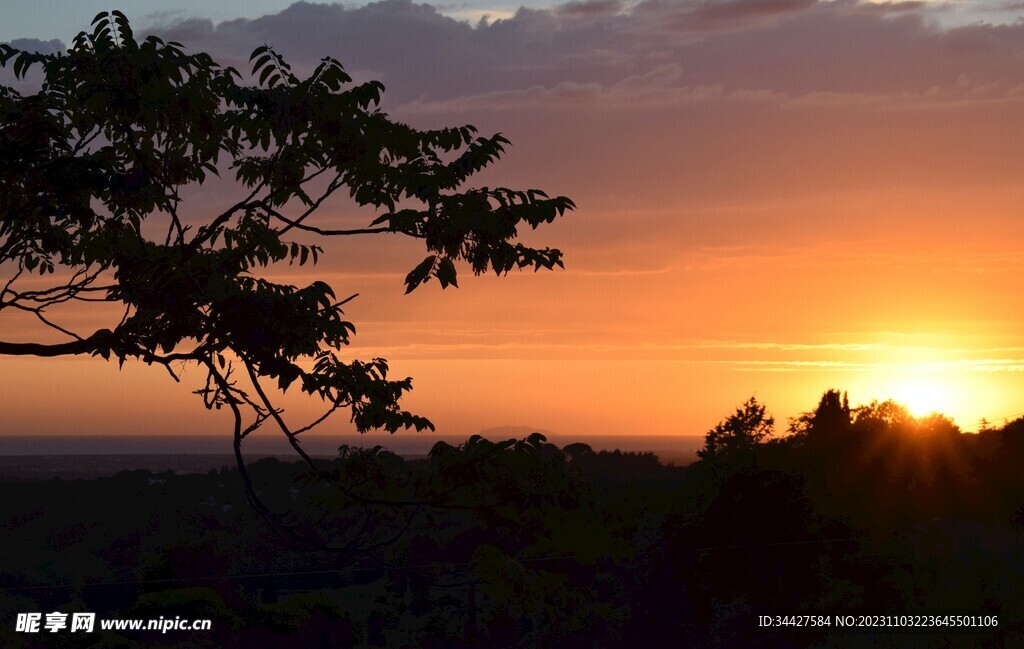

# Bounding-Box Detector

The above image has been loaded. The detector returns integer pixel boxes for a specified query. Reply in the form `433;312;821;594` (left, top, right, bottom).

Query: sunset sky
4;0;1024;444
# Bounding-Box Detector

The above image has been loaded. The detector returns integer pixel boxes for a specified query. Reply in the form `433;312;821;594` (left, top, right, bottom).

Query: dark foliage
2;394;1023;647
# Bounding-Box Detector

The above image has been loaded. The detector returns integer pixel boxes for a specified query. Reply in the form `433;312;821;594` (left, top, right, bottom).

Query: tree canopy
0;12;573;448
697;395;775;464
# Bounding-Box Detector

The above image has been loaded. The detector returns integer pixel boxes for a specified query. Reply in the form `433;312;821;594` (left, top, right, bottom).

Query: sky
4;0;1024;445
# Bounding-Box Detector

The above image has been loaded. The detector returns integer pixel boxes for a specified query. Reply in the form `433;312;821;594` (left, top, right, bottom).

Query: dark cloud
0;39;65;88
140;0;1024;107
124;0;1024;218
635;0;818;33
153;1;483;99
139;9;189;29
556;0;625;16
5;38;64;54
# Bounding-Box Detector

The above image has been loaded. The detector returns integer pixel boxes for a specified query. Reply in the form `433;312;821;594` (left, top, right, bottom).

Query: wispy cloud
728;359;1024;372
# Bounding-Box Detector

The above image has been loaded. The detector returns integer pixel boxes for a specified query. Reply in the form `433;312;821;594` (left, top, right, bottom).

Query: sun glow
889;375;956;418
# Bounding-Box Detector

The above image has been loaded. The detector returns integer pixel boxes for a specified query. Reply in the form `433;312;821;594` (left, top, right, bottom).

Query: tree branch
0;336;104;357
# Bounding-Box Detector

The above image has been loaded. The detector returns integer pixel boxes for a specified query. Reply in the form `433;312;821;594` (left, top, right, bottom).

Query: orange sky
4;1;1024;442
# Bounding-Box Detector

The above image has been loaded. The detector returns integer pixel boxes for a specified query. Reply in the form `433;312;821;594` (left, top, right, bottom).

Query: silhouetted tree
562;442;595;463
852;399;916;434
788;389;851;444
698;396;774;464
0;13;572;490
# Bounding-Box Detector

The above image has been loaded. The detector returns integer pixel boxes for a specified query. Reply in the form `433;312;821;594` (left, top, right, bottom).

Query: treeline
1;392;1023;647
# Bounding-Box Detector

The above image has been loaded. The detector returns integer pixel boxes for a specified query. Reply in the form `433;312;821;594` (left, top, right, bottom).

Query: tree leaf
404;255;436;294
436;257;458;289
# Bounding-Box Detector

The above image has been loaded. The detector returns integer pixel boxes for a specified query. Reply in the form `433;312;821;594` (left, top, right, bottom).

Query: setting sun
889;375;956;418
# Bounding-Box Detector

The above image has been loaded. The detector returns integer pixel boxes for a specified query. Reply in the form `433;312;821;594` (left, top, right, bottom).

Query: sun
890;376;954;418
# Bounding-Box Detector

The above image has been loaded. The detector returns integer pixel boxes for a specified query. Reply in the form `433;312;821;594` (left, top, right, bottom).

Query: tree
698;396;774;463
786;389;851;444
0;13;573;529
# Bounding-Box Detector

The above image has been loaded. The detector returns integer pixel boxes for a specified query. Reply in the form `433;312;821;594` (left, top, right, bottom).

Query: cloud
399;66;732;112
138;9;190;30
729;359;1024;373
635;0;819;33
134;0;1024;111
441;8;517;25
556;0;626;17
852;1;933;15
998;1;1024;8
4;38;64;54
